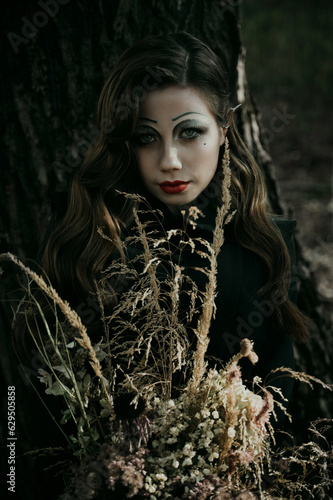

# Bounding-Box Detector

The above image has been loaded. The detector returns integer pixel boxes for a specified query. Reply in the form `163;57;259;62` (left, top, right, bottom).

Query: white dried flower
208;452;219;462
228;427;236;438
155;473;167;482
183;443;192;454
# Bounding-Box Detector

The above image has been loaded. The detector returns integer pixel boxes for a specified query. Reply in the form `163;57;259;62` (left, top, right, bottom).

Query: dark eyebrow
172;112;205;121
139;117;158;123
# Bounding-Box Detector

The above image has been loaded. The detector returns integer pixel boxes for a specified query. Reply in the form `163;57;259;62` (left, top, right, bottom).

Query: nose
159;144;182;171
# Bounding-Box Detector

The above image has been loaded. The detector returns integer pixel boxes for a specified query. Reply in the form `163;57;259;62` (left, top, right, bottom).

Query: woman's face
133;85;225;212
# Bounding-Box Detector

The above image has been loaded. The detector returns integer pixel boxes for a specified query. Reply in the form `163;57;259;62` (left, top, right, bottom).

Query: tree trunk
0;1;331;497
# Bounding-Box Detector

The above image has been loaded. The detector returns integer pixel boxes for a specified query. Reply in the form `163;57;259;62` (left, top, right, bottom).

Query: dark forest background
242;0;333;270
0;1;332;498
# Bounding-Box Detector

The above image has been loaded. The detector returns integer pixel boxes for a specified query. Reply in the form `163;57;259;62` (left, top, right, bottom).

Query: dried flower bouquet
1;141;332;499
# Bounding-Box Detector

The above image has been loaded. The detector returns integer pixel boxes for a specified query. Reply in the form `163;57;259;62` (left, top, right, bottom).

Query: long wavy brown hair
42;32;310;341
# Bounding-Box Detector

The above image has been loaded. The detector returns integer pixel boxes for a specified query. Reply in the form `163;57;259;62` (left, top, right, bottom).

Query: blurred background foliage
242;0;332;108
241;0;333;304
241;0;332;243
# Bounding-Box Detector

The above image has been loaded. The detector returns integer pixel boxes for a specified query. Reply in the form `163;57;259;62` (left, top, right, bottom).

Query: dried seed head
240;339;258;365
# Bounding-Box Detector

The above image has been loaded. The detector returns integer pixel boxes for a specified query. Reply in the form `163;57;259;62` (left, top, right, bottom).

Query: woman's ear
223;103;242;131
218;104;241;145
219;127;227;146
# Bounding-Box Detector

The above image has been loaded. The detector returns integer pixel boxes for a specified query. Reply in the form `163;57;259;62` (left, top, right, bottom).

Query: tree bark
0;1;331;496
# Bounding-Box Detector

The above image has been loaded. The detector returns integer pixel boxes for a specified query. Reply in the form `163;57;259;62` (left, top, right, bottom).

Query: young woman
34;33;310;428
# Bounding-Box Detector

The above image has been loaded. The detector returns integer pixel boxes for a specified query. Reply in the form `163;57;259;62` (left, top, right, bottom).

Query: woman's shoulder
270;215;297;242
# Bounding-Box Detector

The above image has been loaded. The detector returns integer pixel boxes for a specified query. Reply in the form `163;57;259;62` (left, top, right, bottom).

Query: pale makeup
133;85;226;213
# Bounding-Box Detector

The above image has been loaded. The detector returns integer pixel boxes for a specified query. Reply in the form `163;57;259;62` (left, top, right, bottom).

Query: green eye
136;134;156;145
184;129;197;138
180;127;204;140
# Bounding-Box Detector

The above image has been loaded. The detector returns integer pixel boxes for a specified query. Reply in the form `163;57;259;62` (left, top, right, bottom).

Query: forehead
139;85;215;120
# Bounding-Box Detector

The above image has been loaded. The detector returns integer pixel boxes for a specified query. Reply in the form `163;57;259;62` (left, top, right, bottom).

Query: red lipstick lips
159;180;190;194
